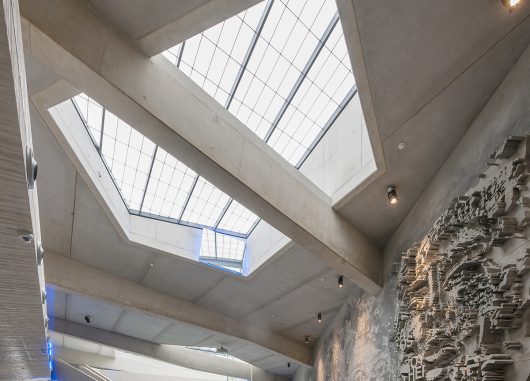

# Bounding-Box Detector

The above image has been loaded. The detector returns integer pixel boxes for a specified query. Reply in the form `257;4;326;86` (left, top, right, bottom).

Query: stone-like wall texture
312;137;530;381
313;275;400;381
392;136;530;380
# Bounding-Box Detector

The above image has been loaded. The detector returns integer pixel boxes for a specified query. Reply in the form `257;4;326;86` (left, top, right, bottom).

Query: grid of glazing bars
199;229;246;273
163;0;357;168
72;94;259;240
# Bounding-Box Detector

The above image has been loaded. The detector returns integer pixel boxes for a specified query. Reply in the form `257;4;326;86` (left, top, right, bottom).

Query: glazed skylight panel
268;19;355;165
98;110;157;210
199;228;216;258
163;2;266;105
180;176;231;226
229;0;336;139
216;233;246;261
163;0;356;170
140;146;197;219
73;94;103;148
216;200;259;234
71;94;257;237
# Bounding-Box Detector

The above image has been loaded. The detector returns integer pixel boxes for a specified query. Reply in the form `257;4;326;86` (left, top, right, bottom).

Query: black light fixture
304;336;310;344
337;275;344;288
287;362;291;368
387;185;399;205
318;313;322;323
501;0;521;9
84;315;91;324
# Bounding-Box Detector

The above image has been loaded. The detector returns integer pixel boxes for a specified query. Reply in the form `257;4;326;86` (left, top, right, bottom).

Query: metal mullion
177;174;200;222
138;145;158;213
295;85;357;169
213;198;233;230
224;0;275;109
264;12;340;143
98;108;105;153
177;41;185;67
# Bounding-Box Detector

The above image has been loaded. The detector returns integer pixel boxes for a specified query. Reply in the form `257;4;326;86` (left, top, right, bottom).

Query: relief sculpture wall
393;136;530;380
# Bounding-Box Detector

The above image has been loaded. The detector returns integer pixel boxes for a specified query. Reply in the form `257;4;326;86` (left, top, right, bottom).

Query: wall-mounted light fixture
287;362;291;368
318;313;322;323
387;185;399;205
337;275;344;288
304;336;310;344
501;0;522;9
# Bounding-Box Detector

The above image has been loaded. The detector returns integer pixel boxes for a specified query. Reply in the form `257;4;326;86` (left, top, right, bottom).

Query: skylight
72;94;259;242
199;229;246;273
163;0;356;167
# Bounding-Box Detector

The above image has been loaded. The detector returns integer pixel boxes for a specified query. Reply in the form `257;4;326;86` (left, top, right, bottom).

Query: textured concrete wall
309;276;399;381
307;31;530;381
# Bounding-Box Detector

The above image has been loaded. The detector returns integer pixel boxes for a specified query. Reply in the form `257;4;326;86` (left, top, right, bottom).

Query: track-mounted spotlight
387;185;399;205
318;313;322;323
337;275;344;288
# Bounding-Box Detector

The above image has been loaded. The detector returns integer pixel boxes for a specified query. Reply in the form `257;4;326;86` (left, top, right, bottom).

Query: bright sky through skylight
72;94;259;242
163;0;356;167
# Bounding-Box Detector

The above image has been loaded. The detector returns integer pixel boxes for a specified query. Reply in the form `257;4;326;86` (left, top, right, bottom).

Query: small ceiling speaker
26;146;38;189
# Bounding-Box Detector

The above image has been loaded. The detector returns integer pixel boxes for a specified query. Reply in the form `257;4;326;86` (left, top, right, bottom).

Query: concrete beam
20;0;382;293
44;252;312;365
52;320;287;381
135;0;263;57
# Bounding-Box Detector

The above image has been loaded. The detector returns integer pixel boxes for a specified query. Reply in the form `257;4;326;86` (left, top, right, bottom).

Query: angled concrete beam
134;0;263;57
20;0;382;293
44;252;312;365
52;320;288;381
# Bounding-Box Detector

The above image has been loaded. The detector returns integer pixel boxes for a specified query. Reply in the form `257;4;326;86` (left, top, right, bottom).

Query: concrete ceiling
335;0;530;247
19;0;530;378
28;57;355;376
84;0;211;40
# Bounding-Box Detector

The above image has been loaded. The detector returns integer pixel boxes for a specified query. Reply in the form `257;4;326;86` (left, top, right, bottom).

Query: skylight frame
164;0;357;169
71;95;259;239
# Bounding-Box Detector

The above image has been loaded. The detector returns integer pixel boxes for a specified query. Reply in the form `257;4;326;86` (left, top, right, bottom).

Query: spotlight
304;336;309;344
287;362;291;368
84;315;91;324
318;313;322;323
387;185;399;205
18;230;33;244
501;0;521;9
337;275;344;288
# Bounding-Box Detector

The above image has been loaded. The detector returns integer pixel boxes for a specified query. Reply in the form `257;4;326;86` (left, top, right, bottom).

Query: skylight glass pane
73;93;103;147
141;147;197;219
180;177;231;226
216;233;246;261
267;17;355;166
100;111;156;210
171;2;266;103
199;228;216;258
217;200;259;235
164;0;356;172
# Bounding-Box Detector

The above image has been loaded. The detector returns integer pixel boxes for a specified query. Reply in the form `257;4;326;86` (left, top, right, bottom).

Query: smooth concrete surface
44;251;312;365
383;42;530;275
54;360;95;381
335;0;530;247
84;0;262;57
20;0;383;293
300;93;376;202
52;320;289;381
0;0;49;378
